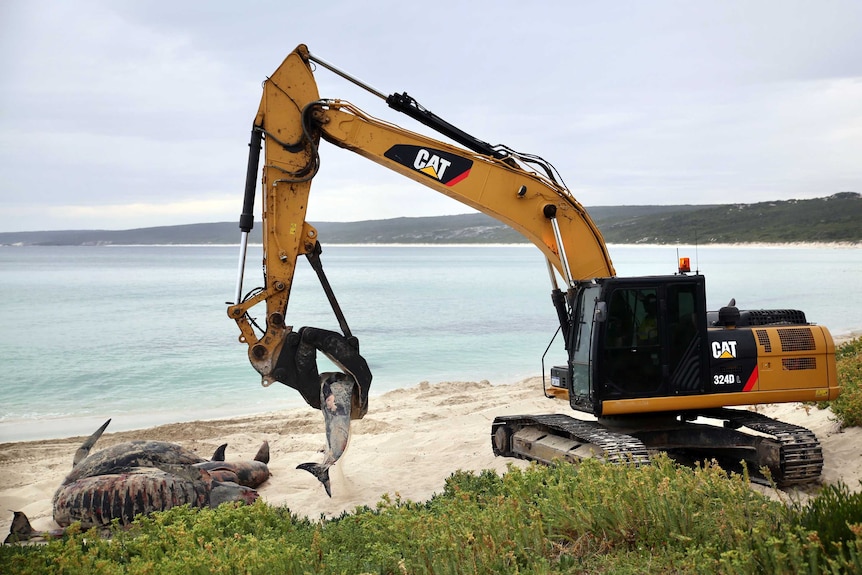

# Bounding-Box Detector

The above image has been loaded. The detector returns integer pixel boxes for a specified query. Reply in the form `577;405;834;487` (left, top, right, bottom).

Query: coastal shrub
830;337;862;428
3;458;862;574
793;481;862;549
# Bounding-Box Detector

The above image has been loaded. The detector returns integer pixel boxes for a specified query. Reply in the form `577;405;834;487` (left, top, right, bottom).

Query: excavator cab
554;270;836;422
559;274;709;416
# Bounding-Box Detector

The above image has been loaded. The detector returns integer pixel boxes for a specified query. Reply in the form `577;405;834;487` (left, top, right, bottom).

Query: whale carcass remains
5;419;271;542
297;372;356;497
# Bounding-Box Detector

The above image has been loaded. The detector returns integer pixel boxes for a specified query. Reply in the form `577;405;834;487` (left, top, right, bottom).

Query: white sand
1;374;860;538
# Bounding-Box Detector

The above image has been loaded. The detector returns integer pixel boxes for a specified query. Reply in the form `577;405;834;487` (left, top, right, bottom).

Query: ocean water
1;244;859;442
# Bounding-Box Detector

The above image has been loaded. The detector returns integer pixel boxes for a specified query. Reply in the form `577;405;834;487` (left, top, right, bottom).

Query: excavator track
491;414;651;466
492;409;823;487
696;408;824;486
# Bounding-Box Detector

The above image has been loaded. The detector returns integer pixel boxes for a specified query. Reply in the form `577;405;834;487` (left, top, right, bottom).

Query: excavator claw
272;326;372;420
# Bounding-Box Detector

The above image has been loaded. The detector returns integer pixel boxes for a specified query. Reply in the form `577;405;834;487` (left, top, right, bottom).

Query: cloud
1;0;860;231
5;196;240;231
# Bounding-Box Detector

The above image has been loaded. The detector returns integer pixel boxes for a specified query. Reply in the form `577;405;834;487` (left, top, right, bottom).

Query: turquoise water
1;244;859;441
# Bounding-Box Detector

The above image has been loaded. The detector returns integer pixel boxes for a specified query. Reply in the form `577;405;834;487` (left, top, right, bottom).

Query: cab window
602;287;661;395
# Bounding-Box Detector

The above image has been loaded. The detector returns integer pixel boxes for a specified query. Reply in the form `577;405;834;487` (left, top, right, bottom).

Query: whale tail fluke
296;462;332;497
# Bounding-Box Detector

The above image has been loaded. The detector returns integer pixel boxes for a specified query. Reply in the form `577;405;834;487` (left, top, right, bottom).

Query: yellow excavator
227;45;839;486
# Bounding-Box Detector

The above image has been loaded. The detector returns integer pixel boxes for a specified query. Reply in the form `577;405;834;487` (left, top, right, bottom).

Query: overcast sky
1;1;860;232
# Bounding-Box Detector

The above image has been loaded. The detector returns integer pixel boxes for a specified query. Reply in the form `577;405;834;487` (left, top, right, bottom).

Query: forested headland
2;193;859;246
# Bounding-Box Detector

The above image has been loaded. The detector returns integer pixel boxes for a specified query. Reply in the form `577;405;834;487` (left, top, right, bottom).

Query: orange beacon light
678;257;691;274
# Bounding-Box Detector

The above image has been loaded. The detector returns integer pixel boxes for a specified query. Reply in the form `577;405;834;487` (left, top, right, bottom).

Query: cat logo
383;144;472;187
711;340;738;359
413;149;451;180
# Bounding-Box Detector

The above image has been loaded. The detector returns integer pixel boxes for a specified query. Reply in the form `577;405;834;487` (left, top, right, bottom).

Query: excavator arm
227;44;614;417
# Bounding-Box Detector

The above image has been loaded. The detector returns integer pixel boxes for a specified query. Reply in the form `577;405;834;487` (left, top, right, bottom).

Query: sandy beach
2;371;861;540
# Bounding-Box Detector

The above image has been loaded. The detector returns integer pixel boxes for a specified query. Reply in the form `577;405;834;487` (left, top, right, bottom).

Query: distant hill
1;193;859;246
597;192;861;244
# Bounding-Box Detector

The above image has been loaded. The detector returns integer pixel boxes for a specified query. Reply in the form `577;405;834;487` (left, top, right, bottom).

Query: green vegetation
4;455;862;574
599;192;862;244
829;337;862;428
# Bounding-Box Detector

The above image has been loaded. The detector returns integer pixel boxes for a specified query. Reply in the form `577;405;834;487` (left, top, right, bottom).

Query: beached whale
63;419;271;489
4;420;270;542
6;465;259;541
55;420;271;526
197;441;271;488
297;372;355;497
53;465;258;528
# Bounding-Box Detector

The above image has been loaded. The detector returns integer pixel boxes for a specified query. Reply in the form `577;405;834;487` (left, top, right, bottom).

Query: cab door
599;282;664;398
665;279;708;395
596;276;707;401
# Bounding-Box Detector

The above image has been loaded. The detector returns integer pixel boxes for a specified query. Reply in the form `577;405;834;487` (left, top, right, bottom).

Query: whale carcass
5;419;271;541
297;372;356;497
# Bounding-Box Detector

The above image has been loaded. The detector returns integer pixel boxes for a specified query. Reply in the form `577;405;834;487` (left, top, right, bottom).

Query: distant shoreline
2;196;860;245
2;242;859;249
